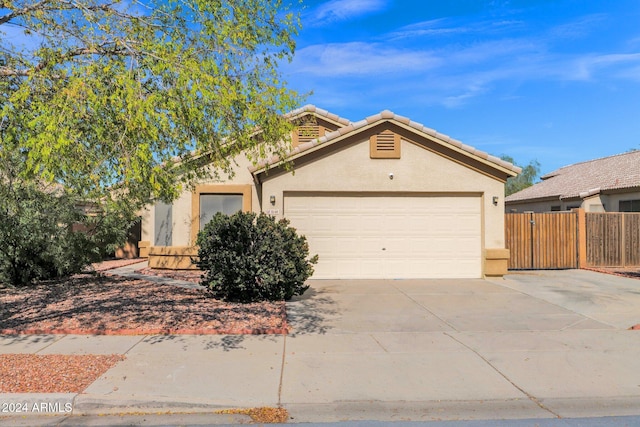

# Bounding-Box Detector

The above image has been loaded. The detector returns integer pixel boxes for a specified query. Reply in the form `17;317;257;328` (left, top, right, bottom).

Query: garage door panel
285;195;481;279
311;215;336;231
312;237;353;253
360;260;385;276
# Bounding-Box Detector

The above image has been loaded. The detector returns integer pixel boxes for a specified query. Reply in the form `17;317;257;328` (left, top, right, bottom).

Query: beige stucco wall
259;137;507;249
140;153;257;246
582;194;606;212
139;206;152;246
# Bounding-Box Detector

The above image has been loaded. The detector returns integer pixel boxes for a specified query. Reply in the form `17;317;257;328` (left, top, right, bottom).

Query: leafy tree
501;155;541;196
0;1;301;284
1;0;302;208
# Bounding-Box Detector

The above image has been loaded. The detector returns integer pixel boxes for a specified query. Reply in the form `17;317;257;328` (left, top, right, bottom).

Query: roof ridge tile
366;113;382;123
351;119;368;130
394;115;411;125
436;132;451;143
449;138;463;148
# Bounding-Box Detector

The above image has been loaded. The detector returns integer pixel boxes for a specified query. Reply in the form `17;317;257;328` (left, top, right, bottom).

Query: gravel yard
0;263;288;335
135;266;203;283
586;266;640;280
0;354;124;393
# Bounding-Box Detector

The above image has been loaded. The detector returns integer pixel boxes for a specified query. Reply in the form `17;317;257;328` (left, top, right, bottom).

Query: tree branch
0;42;134;77
0;0;54;26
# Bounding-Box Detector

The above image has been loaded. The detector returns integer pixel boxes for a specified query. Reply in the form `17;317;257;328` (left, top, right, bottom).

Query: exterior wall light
492;196;499;206
270;195;276;205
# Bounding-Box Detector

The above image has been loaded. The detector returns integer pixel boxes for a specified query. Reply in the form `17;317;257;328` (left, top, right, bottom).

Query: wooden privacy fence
505;212;578;269
505;210;640;269
587;213;640;267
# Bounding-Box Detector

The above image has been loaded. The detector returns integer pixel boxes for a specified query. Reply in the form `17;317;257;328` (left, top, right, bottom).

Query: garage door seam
444;332;561;419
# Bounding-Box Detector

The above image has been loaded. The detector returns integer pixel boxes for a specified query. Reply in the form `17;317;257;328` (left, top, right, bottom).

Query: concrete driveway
495;269;640;330
287;275;618;334
281;271;640;421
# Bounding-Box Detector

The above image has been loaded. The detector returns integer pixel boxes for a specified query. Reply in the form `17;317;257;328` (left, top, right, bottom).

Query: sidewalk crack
277;333;287;407
34;335;66;354
391;283;459;332
123;335;147;355
370;334;389;353
444;332;561;419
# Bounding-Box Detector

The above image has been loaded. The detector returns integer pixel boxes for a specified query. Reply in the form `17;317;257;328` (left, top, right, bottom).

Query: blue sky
283;0;640;176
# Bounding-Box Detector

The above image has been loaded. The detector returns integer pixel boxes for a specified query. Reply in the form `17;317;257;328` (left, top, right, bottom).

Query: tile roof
506;150;640;202
250;105;521;175
283;104;352;127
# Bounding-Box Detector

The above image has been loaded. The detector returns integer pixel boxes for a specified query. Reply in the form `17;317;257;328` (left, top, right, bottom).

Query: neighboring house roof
506;150;640;203
250;106;521;177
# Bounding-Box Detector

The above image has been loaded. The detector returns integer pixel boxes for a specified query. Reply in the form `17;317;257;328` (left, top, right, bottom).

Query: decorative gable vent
292;124;325;147
370;129;401;159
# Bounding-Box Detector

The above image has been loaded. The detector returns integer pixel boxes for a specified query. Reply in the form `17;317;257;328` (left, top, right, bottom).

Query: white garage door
284;194;482;279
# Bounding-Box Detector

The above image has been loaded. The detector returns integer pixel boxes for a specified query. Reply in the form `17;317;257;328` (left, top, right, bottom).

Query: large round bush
195;211;318;302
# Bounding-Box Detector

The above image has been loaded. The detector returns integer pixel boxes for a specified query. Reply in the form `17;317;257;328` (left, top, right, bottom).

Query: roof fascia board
505;195;562;205
390;120;519;179
599;185;640;195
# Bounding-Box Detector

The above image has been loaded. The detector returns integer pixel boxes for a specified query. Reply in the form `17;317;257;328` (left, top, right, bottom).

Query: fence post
621;213;626;267
573;208;587;268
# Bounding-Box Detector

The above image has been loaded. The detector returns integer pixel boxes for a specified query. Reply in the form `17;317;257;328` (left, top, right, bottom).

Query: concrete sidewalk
104;261;201;289
2;269;640;424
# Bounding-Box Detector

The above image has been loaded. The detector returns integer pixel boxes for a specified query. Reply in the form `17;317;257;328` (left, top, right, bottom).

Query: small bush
195;211;318;302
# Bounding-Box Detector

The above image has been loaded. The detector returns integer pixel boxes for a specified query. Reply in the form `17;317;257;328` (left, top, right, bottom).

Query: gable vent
370;130;401;159
376;131;396;151
293;124;325;147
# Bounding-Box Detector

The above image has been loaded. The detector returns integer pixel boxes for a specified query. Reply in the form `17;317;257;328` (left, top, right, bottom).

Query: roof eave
505;195;562;204
250;116;521;178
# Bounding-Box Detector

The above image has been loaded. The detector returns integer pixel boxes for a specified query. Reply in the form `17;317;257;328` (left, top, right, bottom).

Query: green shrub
195;211;318;302
0;180;133;287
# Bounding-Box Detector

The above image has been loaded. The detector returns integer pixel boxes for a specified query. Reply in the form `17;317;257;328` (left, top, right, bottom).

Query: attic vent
370;129;401;159
293;124;325;147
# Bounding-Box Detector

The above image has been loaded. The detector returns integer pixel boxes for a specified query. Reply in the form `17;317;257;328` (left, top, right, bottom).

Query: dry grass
216;407;289;423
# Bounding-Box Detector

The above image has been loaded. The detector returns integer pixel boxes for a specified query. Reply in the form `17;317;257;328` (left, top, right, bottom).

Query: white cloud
570;53;640;81
289;9;640;110
307;0;387;26
290;42;441;76
547;14;607;40
288;37;548;108
388;18;524;41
